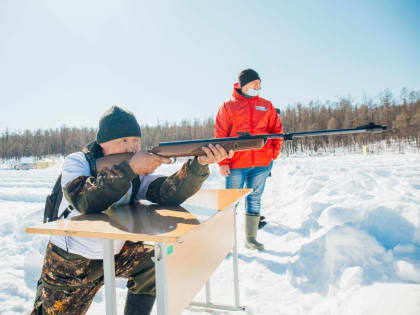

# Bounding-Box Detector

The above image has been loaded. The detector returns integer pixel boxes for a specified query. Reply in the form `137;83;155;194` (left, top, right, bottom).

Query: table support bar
189;301;246;312
154;243;169;315
102;239;117;315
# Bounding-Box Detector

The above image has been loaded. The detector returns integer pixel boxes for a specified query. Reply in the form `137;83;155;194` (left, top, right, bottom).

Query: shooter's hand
129;151;171;175
197;144;234;166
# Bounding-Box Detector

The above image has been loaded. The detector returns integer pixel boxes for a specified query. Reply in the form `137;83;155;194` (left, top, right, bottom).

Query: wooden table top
26;189;251;243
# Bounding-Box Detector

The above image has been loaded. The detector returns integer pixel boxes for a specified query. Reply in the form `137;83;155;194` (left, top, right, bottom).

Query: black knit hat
238;69;261;88
96;106;141;143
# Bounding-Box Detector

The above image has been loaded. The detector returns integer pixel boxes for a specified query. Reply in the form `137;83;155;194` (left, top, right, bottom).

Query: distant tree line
281;88;420;155
1;88;419;160
1;127;97;160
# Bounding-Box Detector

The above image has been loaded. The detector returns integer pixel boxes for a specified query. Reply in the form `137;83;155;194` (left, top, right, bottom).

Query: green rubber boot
245;214;264;251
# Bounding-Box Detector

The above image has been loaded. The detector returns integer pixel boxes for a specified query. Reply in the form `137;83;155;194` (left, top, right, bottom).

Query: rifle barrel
270;123;387;140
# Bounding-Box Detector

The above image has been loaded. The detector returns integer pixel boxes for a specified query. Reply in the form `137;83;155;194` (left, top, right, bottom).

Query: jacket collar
232;82;259;102
86;141;104;158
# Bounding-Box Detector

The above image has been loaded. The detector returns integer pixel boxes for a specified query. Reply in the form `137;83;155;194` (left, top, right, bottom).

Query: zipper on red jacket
249;101;255;167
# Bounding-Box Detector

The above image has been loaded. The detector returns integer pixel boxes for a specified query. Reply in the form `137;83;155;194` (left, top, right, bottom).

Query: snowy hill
0;153;419;314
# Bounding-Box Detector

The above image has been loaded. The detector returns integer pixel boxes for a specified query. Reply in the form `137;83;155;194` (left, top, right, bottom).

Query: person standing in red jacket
215;69;283;251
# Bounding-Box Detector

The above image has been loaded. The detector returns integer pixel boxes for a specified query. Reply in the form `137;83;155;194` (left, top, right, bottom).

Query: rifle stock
148;137;265;157
96;152;133;172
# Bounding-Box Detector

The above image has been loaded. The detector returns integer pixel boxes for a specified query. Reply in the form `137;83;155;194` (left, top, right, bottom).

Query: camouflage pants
32;241;155;315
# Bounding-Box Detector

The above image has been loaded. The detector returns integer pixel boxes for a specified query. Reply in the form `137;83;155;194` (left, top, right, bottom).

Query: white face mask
246;88;260;97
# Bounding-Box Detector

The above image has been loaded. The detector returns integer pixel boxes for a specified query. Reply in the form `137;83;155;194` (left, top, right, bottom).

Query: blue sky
1;0;419;131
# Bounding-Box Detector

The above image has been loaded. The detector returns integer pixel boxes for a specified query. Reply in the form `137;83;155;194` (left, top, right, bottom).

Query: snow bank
0;153;419;314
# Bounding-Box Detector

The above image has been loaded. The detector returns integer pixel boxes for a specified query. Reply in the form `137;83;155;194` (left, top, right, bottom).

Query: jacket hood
232;82;259;102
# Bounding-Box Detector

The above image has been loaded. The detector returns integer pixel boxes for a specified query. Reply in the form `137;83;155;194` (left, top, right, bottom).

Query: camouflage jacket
63;141;210;214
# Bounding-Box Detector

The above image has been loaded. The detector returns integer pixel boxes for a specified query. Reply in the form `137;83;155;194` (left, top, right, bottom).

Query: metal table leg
205;280;211;304
102;239;117;315
154;243;169;315
232;208;241;307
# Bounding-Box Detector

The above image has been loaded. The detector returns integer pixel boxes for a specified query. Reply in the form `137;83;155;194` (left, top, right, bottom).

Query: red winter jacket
214;83;283;169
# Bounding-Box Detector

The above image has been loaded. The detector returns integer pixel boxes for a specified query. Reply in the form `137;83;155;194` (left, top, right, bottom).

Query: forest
1;88;419;160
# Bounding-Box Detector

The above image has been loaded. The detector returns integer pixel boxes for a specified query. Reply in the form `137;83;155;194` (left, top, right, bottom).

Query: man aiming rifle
32;105;233;315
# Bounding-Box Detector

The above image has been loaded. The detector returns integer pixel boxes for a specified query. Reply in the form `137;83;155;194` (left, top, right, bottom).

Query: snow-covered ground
0;152;419;315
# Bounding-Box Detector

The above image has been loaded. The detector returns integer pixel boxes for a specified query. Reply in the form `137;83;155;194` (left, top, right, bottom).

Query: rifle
147;122;386;157
96;122;386;170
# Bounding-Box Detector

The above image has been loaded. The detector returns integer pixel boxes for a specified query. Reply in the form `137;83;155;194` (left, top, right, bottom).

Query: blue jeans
225;162;273;215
